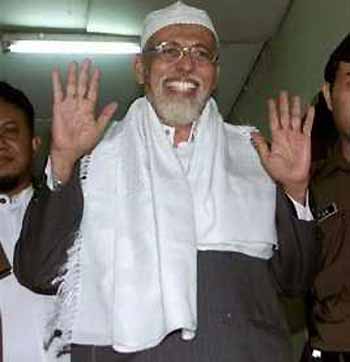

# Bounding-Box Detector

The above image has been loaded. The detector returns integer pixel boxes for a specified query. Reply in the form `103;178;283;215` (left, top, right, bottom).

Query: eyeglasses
144;41;218;65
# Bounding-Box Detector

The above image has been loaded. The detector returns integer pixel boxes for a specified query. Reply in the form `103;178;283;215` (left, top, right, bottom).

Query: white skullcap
141;1;218;49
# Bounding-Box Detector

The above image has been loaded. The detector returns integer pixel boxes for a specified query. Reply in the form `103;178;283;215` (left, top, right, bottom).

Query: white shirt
0;186;67;362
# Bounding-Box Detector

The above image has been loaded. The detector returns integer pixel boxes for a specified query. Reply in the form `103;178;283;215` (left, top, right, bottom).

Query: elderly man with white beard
14;2;319;362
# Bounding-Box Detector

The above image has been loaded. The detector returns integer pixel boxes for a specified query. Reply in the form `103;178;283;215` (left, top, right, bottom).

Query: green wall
231;0;350;135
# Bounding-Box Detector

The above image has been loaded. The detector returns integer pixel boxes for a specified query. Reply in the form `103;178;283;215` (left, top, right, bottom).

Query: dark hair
311;91;338;162
324;34;350;86
0;81;35;135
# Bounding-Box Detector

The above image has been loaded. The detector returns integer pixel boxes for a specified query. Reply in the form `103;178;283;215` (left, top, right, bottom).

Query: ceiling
0;0;292;123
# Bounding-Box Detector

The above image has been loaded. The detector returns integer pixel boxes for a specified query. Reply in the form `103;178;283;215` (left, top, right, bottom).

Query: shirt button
0;198;7;204
165;129;170;135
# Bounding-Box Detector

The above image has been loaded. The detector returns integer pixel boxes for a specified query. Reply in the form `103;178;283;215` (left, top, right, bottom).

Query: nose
175;50;195;73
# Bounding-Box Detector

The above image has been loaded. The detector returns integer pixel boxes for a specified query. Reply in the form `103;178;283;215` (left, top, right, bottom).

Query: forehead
147;24;217;48
336;61;350;75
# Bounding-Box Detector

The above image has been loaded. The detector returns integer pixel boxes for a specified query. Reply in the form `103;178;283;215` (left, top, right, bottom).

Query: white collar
0;186;33;208
161;122;198;147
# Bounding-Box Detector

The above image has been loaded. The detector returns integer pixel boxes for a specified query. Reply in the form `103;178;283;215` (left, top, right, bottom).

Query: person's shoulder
88;120;125;159
103;120;125;139
311;144;341;182
223;122;258;142
223;122;274;183
223;123;261;160
223;123;259;153
311;159;326;178
95;120;125;147
311;156;335;184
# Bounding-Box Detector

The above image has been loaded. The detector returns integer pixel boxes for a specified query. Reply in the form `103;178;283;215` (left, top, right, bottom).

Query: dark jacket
309;144;350;351
14;171;318;362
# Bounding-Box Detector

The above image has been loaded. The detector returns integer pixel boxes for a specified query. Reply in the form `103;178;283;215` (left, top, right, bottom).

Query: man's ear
32;135;41;155
133;54;146;85
322;82;333;112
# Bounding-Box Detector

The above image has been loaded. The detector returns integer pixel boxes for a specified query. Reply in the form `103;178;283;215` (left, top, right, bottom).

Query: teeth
166;81;197;92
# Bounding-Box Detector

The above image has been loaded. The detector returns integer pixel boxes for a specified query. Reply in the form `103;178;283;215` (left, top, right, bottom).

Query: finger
303;105;315;137
77;59;91;99
268;98;279;132
279;91;290;129
290;96;301;131
97;102;118;133
66;61;78;98
52;67;63;104
251;132;270;164
87;67;100;105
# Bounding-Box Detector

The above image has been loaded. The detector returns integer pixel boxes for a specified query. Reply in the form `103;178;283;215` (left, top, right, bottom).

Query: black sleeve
13;168;84;295
269;188;320;297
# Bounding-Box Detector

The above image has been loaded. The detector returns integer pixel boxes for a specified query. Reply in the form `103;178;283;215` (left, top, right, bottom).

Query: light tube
8;40;140;54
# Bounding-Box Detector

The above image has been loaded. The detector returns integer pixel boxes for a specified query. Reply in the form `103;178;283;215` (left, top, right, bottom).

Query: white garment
50;97;281;354
161;119;313;221
0;186;68;362
140;1;219;49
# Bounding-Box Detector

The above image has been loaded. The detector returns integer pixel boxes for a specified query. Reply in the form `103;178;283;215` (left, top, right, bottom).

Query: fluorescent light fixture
8;40;140;54
1;33;140;55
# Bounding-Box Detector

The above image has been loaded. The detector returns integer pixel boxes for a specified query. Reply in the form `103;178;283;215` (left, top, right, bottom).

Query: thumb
97;102;118;134
251;131;270;164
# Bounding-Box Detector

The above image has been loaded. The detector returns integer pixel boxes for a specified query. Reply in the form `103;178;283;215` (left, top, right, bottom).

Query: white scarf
50;97;277;353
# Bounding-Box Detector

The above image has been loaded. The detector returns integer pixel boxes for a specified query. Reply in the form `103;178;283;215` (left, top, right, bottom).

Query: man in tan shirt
308;33;350;361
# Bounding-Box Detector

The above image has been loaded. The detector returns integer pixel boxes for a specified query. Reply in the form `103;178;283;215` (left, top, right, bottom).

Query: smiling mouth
164;79;199;94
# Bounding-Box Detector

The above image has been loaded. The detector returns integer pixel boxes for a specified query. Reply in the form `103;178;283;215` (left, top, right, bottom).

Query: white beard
148;79;209;126
155;96;205;126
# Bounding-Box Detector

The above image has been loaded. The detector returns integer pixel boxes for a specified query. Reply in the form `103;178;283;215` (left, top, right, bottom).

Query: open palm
251;92;314;203
51;59;117;165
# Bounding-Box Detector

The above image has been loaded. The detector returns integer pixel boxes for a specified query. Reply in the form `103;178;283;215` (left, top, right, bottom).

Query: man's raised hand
251;91;314;204
50;59;117;182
